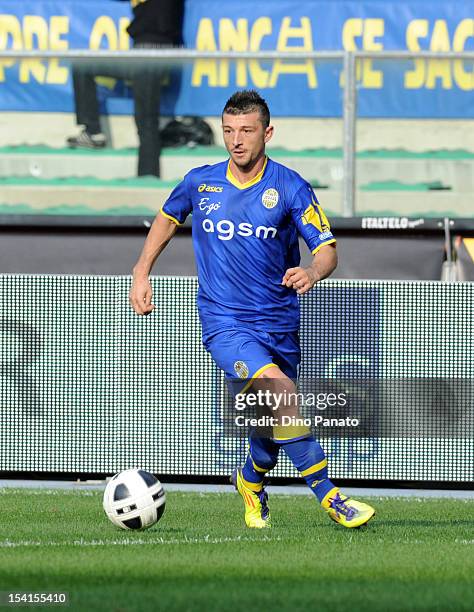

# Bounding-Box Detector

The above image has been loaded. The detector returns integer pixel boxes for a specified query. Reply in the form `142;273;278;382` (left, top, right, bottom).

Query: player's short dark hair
222;90;270;128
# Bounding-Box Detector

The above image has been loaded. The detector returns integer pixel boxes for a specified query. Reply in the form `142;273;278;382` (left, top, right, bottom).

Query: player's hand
281;267;319;295
129;276;156;315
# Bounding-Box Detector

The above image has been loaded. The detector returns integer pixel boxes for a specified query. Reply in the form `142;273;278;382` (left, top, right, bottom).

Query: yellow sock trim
273;424;311;441
241;474;263;492
321;486;340;509
300;458;328;478
252;460;267;474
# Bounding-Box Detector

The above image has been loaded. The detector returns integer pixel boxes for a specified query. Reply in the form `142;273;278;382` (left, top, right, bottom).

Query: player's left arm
283;182;338;294
282;243;337;295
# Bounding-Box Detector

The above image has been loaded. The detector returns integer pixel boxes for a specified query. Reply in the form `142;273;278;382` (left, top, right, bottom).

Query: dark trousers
72;61;162;177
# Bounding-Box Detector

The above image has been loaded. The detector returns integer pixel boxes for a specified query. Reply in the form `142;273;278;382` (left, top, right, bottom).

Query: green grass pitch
0;488;473;612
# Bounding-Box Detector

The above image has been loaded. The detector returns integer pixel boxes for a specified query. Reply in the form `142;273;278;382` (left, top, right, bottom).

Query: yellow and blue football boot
231;468;271;529
323;490;375;528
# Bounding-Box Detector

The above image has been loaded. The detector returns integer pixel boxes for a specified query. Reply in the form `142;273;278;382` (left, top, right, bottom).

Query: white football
103;469;166;530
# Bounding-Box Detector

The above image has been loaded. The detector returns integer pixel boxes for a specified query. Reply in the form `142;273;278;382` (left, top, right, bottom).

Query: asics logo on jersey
198;184;224;193
202;219;278;241
198;197;221;215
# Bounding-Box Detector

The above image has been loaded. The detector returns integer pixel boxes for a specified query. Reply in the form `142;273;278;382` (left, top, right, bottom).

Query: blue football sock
241;435;280;490
281;436;338;504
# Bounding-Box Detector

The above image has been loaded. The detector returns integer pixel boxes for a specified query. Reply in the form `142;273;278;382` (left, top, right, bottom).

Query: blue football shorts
203;327;301;395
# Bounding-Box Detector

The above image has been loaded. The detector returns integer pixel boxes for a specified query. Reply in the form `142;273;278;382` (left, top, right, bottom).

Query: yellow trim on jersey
321;486;340;508
226;156;268;190
240;362;276;394
314;199;331;230
300;458;328;477
252;460;268;473
160;205;181;226
302;203;323;231
464;238;474;262
311;238;337;255
302;200;332;232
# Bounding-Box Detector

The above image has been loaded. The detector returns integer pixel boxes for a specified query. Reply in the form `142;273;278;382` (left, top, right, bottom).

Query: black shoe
67;129;106;149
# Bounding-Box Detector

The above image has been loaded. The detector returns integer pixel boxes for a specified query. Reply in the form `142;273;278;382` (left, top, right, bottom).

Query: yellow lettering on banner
405;18;473;90
20;16;48;83
192;18;218;86
193;16;272;88
341;18;384;87
0;15;22;81
119;17;131;50
219;18;248;87
341;18;363;84
426;20;452;89
363;18;384;87
405;19;428;88
89;16;122;90
0;13;129;85
342;18;363;52
193;16;315;88
249;17;272;88
269;17;316;88
47;16;69;84
90;16;118;49
453;19;474;91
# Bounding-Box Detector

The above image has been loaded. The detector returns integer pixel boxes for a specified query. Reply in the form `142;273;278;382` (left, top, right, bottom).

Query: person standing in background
67;0;184;177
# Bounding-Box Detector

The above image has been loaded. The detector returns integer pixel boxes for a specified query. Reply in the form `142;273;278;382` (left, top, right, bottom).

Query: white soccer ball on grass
103;469;166;530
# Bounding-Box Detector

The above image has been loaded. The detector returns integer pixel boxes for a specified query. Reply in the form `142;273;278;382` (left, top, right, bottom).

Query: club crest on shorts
262;188;279;209
234;360;249;378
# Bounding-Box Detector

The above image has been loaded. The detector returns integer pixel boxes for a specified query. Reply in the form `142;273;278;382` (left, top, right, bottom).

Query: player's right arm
130;213;179;315
130;175;193;315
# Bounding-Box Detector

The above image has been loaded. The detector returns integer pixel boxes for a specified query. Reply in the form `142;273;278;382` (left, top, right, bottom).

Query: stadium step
1;146;474;193
0;176;173;217
0;175;471;217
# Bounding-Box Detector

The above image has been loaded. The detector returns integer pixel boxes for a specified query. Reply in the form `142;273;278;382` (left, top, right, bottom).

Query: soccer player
129;90;375;529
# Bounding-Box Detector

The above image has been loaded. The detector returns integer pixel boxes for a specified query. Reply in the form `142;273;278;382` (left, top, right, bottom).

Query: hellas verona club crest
262;188;279;209
234;361;250;378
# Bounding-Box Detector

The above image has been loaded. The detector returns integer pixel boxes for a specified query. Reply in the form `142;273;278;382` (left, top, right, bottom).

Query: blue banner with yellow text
0;0;473;117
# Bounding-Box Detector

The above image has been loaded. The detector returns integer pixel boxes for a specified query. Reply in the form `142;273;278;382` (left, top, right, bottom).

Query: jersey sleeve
288;183;336;254
160;174;192;225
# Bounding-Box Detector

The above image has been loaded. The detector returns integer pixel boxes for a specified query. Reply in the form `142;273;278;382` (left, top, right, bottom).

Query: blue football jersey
161;157;336;335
